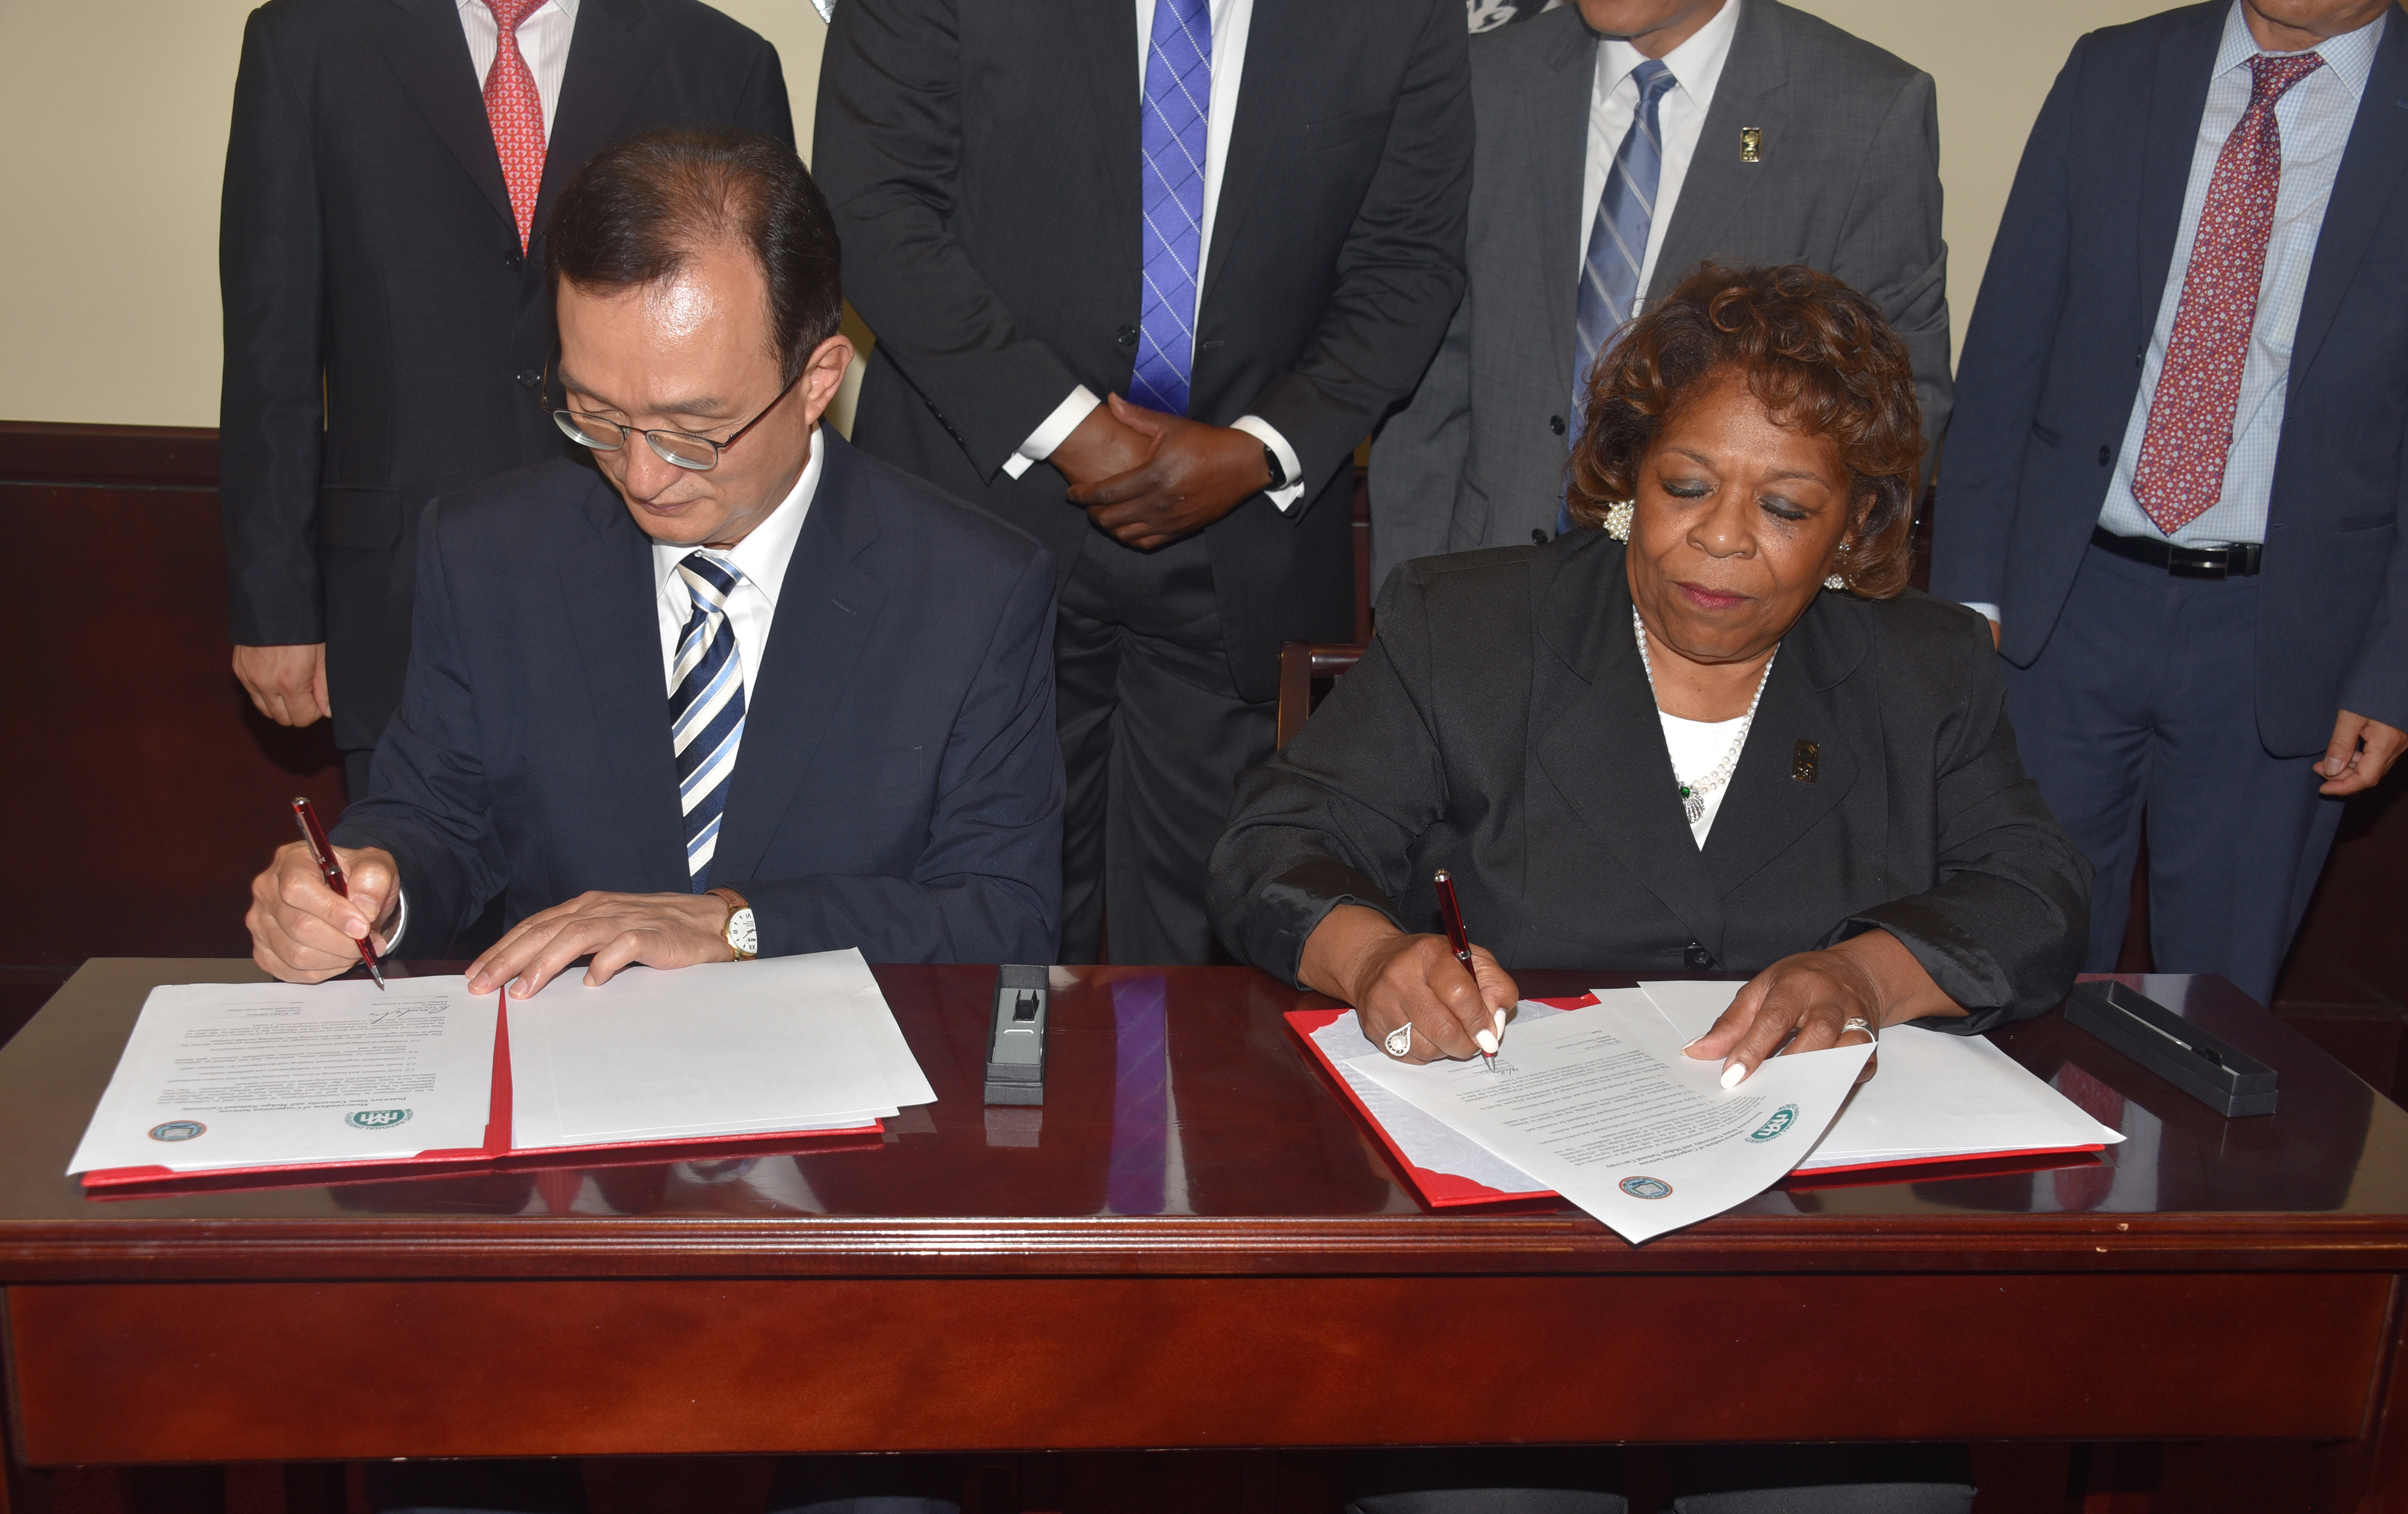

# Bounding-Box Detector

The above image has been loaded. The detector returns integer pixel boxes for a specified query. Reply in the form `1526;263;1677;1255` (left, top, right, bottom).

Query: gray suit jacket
1370;0;1950;586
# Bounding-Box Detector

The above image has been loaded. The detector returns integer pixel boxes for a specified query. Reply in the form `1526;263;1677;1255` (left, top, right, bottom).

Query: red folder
80;999;882;1193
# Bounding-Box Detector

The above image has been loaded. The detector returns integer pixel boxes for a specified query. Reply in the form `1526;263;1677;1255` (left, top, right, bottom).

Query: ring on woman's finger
1840;1016;1875;1043
1384;1023;1414;1058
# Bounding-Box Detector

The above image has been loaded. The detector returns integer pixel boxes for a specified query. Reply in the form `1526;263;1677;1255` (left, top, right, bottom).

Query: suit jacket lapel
709;433;890;886
2289;19;2408;388
530;0;660;258
1699;594;1864;899
1539;17;1597;405
1077;0;1146;299
1530;546;1727;953
1197;0;1300;315
1649;0;1787;300
558;471;690;893
376;0;516;234
2134;6;2223;324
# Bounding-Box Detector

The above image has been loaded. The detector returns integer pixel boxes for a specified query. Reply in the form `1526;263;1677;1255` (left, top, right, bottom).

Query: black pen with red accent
291;796;386;990
1432;868;1497;1072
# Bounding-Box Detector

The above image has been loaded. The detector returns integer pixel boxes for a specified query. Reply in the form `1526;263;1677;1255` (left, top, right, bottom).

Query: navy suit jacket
331;433;1064;964
1931;2;2408;754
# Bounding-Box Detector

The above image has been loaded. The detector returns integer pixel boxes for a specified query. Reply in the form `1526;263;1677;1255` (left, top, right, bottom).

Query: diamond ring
1840;1016;1875;1043
1384;1023;1414;1058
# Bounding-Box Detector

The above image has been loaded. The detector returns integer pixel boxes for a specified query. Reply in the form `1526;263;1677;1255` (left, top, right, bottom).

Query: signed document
66;978;498;1175
1349;1001;1869;1242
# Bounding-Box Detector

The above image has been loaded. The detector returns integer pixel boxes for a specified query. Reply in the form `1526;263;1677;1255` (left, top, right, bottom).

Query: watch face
727;907;759;957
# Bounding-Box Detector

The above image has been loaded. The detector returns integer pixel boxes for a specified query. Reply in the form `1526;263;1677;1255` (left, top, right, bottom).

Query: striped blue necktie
669;551;745;890
1562;58;1677;532
1132;0;1211;416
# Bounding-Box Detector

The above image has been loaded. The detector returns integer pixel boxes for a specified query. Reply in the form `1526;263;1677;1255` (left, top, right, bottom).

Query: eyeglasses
550;368;802;471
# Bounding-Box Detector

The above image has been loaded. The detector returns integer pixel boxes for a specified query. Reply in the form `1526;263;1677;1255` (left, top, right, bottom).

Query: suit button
2098;445;2112;465
515;368;541;390
1116;324;1140;349
1550;415;1566;436
505;249;524;272
1684;943;1714;971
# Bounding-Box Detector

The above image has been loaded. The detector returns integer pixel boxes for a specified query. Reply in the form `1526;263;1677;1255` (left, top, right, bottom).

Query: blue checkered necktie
1562;59;1677;531
1132;0;1212;416
669;551;745;890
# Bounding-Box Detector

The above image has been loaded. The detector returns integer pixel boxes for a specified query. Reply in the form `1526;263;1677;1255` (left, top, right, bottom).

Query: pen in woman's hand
1433;869;1498;1071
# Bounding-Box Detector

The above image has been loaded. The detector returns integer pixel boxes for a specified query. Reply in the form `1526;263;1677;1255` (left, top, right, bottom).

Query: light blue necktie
669;551;745;890
1562;58;1677;533
1132;0;1211;416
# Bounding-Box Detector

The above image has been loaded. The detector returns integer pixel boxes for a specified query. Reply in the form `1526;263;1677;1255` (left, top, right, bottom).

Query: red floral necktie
2130;52;2324;535
482;0;550;253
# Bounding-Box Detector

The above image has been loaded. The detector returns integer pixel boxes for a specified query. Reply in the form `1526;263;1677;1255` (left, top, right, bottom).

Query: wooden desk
4;961;2407;1510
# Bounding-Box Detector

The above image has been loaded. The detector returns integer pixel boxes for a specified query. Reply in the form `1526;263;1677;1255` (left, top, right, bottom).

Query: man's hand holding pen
1299;902;1519;1065
248;842;400;984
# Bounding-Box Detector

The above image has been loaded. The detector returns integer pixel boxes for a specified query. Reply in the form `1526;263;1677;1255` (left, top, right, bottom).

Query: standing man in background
815;0;1470;966
1370;0;1951;587
1933;0;2407;1005
220;0;792;796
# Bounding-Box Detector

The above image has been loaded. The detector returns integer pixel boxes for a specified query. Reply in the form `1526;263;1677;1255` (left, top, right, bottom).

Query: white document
67;978;498;1175
1350;1004;1870;1243
1634;981;2124;1171
504;948;934;1150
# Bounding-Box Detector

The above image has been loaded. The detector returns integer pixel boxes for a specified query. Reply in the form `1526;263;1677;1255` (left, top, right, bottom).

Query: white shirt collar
2213;0;2385;98
650;425;825;609
457;0;581;21
1597;0;1743;110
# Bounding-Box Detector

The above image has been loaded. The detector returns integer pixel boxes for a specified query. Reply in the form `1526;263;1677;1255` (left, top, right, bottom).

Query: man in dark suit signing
246;128;1063;999
813;0;1472;966
1932;0;2407;1005
1370;0;1951;585
220;0;792;796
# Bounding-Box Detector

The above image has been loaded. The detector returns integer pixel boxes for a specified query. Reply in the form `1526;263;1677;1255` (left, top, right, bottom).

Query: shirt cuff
1229;415;1306;512
1001;386;1103;480
1963;603;2002;627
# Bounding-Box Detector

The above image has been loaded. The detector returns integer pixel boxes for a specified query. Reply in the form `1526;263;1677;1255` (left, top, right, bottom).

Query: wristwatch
706;886;757;961
1261;442;1287;491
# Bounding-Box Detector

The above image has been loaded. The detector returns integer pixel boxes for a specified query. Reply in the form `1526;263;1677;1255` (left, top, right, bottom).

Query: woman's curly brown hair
1565;262;1923;600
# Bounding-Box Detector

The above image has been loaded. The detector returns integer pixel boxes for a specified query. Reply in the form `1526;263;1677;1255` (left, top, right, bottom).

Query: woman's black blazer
1209;533;2093;1034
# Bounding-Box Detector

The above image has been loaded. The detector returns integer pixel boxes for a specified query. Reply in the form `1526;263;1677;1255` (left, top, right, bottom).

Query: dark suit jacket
329;433;1064;964
1930;2;2408;753
811;0;1471;703
1370;1;1951;584
1209;535;2092;1034
219;0;792;752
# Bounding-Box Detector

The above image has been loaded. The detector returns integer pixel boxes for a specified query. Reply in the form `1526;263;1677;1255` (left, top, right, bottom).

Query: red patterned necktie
2130;52;2324;535
481;0;549;253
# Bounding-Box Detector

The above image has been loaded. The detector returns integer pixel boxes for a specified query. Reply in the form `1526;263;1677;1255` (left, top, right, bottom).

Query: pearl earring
1603;500;1634;541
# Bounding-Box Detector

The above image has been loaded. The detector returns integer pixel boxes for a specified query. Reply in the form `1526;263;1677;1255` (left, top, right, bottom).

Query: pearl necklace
1632;607;1777;825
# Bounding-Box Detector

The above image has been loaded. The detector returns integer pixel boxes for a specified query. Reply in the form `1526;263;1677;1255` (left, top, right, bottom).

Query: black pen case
2066;980;2277;1117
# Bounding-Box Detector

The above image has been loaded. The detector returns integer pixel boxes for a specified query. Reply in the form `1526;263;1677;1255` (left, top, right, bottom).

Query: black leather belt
2090;524;2263;579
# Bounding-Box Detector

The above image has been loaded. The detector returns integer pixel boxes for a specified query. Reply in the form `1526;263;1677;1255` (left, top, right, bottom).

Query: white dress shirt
650;429;825;704
1582;0;1742;313
457;0;579;139
1967;1;2385;627
1002;0;1306;512
1659;709;1742;847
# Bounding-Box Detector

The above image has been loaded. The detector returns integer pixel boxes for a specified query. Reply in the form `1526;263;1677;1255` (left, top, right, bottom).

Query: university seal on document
1618;1176;1672;1200
147;1120;206;1143
1746;1104;1799;1143
345;1109;412;1129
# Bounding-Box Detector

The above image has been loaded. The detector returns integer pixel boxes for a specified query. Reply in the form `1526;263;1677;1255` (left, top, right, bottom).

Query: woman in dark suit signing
1211;263;2090;1086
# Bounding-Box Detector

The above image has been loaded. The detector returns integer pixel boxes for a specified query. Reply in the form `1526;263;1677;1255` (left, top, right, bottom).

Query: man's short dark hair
546;126;842;383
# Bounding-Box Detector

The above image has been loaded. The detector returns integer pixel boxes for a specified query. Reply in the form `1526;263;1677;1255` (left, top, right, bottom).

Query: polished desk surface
1;960;2404;1279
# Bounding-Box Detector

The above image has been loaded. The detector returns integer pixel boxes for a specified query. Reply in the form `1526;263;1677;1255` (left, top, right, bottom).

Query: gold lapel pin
1792;739;1819;783
1740;126;1763;164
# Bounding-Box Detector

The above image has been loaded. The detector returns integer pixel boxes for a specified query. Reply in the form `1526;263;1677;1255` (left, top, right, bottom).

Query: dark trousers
1055;527;1277;966
2003;543;2346;1005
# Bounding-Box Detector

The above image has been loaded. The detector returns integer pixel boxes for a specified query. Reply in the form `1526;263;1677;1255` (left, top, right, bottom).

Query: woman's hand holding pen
1299;904;1518;1064
247;842;400;984
1683;928;1963;1088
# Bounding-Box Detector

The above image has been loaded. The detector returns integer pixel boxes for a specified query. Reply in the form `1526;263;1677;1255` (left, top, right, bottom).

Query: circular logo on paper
1747;1104;1800;1143
345;1109;412;1129
147;1120;206;1143
1618;1176;1673;1200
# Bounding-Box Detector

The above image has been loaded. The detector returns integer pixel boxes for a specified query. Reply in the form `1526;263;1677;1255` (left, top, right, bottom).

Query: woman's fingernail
1475;1028;1499;1055
1720;1062;1748;1089
1682;1034;1704;1050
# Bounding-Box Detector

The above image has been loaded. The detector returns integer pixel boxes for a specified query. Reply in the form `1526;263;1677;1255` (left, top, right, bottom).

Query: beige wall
0;0;2162;429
